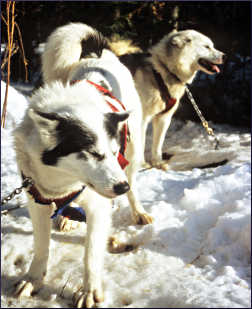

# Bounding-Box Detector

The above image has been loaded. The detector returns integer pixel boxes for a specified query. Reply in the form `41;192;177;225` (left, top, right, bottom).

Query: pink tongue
212;64;220;73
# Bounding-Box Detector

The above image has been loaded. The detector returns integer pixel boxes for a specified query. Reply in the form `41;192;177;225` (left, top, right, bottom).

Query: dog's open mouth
198;58;220;74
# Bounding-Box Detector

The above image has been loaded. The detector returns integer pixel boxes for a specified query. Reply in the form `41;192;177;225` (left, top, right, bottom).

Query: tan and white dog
114;30;225;170
14;23;152;308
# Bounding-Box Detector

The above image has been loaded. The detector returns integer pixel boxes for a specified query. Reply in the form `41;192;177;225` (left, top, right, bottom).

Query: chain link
1;177;34;206
185;85;219;150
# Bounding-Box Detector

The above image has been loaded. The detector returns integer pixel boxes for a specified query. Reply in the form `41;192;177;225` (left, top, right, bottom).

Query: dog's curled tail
42;22;110;85
109;36;142;57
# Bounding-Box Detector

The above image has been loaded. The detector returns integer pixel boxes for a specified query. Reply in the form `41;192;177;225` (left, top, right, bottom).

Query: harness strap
85;79;127;111
70;79;129;169
21;80;129;221
152;68;177;114
50;187;86;222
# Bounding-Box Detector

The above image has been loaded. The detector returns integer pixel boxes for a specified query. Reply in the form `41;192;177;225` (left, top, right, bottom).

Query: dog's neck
157;59;183;84
17;150;83;199
150;52;196;100
150;57;186;100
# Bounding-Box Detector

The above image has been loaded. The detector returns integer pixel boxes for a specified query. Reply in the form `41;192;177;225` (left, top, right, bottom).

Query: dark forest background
1;1;251;127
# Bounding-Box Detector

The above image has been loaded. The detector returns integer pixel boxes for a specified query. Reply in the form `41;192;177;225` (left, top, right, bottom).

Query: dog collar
22;172;86;222
70;79;129;169
152;68;177;114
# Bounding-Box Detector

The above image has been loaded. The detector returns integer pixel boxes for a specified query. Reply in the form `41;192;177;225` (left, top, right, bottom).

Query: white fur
14;23;153;308
114;30;225;170
42;23;95;85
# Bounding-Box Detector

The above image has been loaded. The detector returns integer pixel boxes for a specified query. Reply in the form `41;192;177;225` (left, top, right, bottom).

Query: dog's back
119;52;151;76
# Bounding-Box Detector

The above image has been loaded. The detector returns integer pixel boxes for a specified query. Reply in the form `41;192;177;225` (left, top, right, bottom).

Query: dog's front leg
140;115;152;169
151;106;178;170
151;114;172;168
125;142;153;225
15;200;53;297
126;170;153;225
74;193;111;308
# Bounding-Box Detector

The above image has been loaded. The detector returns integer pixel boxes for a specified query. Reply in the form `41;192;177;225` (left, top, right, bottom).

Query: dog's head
22;82;130;199
153;30;225;82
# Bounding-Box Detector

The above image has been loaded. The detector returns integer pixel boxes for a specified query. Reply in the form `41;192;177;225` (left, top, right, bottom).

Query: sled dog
14;22;152;308
114;30;225;170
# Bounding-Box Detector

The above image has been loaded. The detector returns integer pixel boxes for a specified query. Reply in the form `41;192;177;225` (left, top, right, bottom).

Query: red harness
22;80;128;221
70;79;129;169
152;68;177;114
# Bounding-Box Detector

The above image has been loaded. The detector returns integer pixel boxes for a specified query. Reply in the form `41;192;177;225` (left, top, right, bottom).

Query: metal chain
1;176;34;206
185;85;219;150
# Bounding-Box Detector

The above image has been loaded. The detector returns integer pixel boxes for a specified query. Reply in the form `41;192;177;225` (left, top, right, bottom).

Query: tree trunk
171;5;179;31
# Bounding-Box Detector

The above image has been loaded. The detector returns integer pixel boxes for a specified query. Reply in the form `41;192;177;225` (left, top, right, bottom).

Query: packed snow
1;81;251;308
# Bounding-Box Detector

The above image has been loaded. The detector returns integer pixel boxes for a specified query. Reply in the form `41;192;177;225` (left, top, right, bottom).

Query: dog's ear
28;109;59;129
170;36;184;48
106;112;130;127
104;112;130;137
170;35;190;48
28;109;59;144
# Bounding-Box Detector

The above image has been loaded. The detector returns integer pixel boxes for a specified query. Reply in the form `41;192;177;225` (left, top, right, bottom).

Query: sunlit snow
1;81;251;308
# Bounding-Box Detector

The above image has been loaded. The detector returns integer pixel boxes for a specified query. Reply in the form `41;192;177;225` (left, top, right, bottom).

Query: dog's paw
151;153;174;171
15;280;35;298
151;160;170;171
141;161;152;170
158;162;170;171
55;215;80;232
73;287;104;308
134;212;153;225
108;236;137;254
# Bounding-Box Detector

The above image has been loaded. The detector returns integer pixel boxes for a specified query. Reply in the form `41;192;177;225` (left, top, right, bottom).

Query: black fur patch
104;113;129;155
104;113;120;138
80;31;110;59
40;113;97;166
104;112;128;138
119;52;151;76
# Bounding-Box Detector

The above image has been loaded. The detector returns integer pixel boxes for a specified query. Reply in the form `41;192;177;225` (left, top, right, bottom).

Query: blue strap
50;186;86;222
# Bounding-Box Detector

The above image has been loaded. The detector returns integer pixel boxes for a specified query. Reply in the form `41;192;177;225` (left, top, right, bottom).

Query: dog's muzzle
198;52;225;74
113;181;130;195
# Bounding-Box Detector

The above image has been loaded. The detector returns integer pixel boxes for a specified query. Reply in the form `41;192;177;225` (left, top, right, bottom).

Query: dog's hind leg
73;191;111;308
15;200;53;298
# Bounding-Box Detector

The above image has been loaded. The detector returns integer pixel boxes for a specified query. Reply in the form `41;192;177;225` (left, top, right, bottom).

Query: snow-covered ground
1;81;251;308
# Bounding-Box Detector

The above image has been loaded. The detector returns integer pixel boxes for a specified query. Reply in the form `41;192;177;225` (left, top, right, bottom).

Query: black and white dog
14;22;152;308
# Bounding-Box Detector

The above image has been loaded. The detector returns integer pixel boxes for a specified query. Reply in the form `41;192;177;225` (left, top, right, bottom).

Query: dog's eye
205;45;211;49
89;151;105;161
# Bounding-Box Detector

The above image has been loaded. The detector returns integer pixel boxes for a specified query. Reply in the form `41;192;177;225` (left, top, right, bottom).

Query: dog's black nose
113;181;130;195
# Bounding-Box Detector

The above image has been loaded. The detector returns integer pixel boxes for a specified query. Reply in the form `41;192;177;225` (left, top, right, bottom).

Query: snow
1;81;251;308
